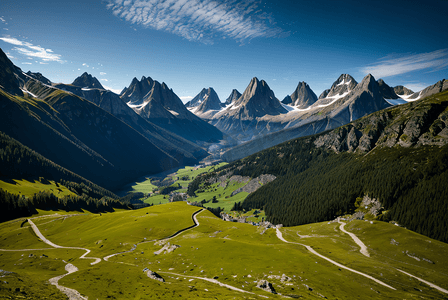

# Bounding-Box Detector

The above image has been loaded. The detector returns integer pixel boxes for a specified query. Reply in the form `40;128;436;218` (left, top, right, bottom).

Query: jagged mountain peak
0;48;23;95
72;72;104;89
377;78;399;100
196;88;222;113
325;74;357;98
281;95;293;105
186;87;220;108
290;81;317;108
225;89;241;105
394;85;414;96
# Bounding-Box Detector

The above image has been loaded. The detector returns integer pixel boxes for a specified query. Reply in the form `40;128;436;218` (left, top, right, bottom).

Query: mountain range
1;44;447;190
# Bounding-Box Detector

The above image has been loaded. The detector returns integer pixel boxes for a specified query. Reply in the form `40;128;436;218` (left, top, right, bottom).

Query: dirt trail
48;264;87;300
28;219;101;264
27;219;100;299
104;208;204;262
396;269;448;294
160;272;268;298
276;228;396;290
338;222;370;257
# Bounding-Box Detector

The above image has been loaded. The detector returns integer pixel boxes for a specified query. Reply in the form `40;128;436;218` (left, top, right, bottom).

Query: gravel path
160;272;268;298
396;269;448;294
276;228;396;290
338;222;370;257
28;219;101;265
48;264;87;300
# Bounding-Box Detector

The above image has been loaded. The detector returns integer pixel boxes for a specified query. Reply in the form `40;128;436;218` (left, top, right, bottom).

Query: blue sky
1;0;447;102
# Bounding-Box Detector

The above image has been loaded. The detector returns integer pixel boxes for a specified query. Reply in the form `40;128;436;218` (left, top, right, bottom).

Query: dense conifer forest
220;136;448;242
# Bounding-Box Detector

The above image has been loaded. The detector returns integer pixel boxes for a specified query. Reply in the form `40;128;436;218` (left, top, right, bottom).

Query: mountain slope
0;83;179;189
50;77;207;163
219;89;448;242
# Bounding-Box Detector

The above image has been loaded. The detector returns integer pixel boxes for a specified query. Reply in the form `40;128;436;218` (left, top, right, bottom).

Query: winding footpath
336;222;447;295
276;228;396;290
27;219;99;299
159;272;268;298
338;221;370;257
104;208;204;262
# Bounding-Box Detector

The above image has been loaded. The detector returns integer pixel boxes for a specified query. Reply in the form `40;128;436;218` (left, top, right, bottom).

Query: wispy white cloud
101;78;109;81
106;0;284;44
22;62;32;65
82;63;89;67
362;49;448;78
100;72;107;75
0;36;63;62
0;17;7;24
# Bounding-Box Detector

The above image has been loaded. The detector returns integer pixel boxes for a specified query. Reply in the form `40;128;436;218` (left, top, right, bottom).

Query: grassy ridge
0;179;76;198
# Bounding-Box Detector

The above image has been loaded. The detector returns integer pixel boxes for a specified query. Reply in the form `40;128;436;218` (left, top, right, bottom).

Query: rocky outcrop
256;280;276;294
231;174;277;196
143;268;165;282
313;90;448;152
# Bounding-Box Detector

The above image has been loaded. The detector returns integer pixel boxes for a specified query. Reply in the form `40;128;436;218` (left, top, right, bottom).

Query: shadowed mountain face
290;81;318;108
0;49;211;188
72;72;104;89
23;73;207;165
120;76;224;144
225;89;242;105
0;49;23;96
378;79;399;100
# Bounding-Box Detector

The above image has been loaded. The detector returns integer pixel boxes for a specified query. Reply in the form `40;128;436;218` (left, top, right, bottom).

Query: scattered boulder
143;268;165;282
154;242;180;255
257;279;277;294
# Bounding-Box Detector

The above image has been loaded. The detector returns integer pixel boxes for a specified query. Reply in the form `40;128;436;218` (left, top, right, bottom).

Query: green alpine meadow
1;0;447;298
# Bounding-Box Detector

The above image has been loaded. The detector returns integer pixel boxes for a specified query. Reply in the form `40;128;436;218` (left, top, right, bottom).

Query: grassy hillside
0;202;447;299
0;179;76;198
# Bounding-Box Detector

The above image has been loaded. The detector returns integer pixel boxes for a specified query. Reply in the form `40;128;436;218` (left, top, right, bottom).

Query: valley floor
1;202;447;299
